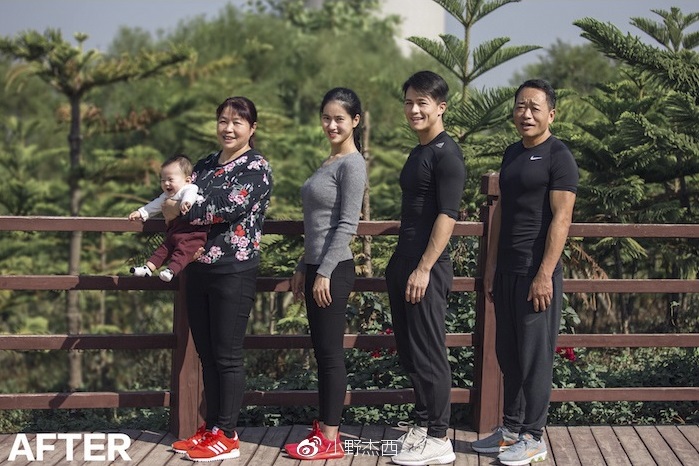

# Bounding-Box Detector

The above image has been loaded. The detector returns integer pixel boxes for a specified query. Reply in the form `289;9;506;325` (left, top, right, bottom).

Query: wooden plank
545;426;581;466
0;391;170;410
0;216;165;233
351;424;383;466
8;275;699;295
241;333;473;350
255;277;476;293
557;334;699;348
335;424;362;466
634;426;682;466
550;387;699;403
656;425;699;466
676;425;699;455
0;333;472;352
589;425;632;466
453;427;478;466
246;424;291;466
10;216;699;239
107;429;157;465
169;277;203;438
276;424;311;465
567;426;605;465
564;279;699;293
540;429;554;466
569;223;699;238
2;433;36;466
0;334;176;351
242;388;471;406
0;275;476;293
0;388;467;415
238;426;266;465
0;275;176;291
374;426;403;466
612;426;656;466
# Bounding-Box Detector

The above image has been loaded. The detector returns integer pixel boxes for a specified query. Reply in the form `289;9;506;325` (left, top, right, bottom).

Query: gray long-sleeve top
298;151;366;278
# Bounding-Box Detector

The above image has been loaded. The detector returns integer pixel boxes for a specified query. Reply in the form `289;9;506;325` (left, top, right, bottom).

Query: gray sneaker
471;426;519;453
392;436;456;466
497;434;547;465
395;425;428;453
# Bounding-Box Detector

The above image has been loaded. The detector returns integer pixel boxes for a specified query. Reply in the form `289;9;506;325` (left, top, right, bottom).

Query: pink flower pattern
185;150;272;266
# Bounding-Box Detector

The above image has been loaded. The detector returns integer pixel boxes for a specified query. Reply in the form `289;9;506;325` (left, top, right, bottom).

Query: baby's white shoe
131;265;152;277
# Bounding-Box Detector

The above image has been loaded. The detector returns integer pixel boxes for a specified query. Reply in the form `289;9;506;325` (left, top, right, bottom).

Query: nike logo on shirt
530;155;542;161
436;142;445;148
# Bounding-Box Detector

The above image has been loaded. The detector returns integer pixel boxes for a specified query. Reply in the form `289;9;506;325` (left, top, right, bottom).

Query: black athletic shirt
497;135;578;276
396;131;466;259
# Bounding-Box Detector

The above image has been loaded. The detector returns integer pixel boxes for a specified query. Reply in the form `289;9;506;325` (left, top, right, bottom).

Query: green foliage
512;40;619;94
550;347;699;424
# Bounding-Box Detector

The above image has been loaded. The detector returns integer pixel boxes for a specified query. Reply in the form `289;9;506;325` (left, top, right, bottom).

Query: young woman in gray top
284;88;366;461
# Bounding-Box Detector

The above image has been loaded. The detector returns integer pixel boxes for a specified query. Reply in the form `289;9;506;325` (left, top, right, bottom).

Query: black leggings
305;259;355;427
186;267;258;438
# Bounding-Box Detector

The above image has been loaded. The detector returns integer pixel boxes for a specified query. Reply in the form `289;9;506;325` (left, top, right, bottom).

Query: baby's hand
128;211;142;221
180;201;192;214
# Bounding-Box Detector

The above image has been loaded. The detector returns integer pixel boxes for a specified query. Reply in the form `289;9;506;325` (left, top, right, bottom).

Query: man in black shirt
472;79;578;465
388;71;466;466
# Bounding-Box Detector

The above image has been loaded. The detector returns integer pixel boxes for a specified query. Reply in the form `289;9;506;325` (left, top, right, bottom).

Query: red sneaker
171;423;209;454
285;420;345;460
186;427;240;462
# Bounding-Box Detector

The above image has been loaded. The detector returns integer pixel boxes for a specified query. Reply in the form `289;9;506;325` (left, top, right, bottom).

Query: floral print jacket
183;149;273;273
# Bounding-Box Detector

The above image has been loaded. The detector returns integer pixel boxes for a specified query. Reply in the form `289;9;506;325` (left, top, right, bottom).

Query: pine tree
0;29;192;390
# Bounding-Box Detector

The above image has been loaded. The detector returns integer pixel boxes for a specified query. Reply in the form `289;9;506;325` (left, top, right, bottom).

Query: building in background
305;0;446;55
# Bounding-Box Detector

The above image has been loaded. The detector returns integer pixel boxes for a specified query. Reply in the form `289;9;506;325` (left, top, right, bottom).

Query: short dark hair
515;79;556;109
320;87;363;151
162;154;193;177
216;96;258;148
402;70;449;103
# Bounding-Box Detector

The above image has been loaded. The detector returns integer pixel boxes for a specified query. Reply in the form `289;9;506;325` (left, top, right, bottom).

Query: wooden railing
0;173;698;437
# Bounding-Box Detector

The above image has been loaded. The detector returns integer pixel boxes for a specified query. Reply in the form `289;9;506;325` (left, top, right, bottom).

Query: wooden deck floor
0;424;697;465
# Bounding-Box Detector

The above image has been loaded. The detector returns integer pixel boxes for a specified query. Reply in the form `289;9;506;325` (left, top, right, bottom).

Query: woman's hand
312;275;332;308
290;270;305;302
161;199;181;224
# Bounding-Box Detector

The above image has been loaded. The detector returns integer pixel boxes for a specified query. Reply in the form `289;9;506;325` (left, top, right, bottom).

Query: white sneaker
159;268;174;282
392;436;456;466
131;265;152;277
396;424;428;453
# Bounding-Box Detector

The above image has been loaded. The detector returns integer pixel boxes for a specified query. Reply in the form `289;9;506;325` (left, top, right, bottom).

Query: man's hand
128;211;142;222
528;271;552;312
405;267;430;304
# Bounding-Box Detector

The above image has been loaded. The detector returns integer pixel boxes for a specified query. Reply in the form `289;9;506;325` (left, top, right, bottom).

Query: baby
129;154;208;282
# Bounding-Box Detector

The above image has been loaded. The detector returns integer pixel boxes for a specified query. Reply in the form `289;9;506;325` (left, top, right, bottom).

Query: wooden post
472;172;504;433
169;271;204;438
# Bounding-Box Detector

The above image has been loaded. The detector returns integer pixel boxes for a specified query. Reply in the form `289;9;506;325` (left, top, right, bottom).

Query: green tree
0;29;193;390
408;0;540;98
631;7;699;52
512;40;619;94
574;10;699;329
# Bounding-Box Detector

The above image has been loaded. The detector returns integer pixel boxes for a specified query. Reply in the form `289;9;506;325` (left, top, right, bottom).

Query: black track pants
386;254;453;438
